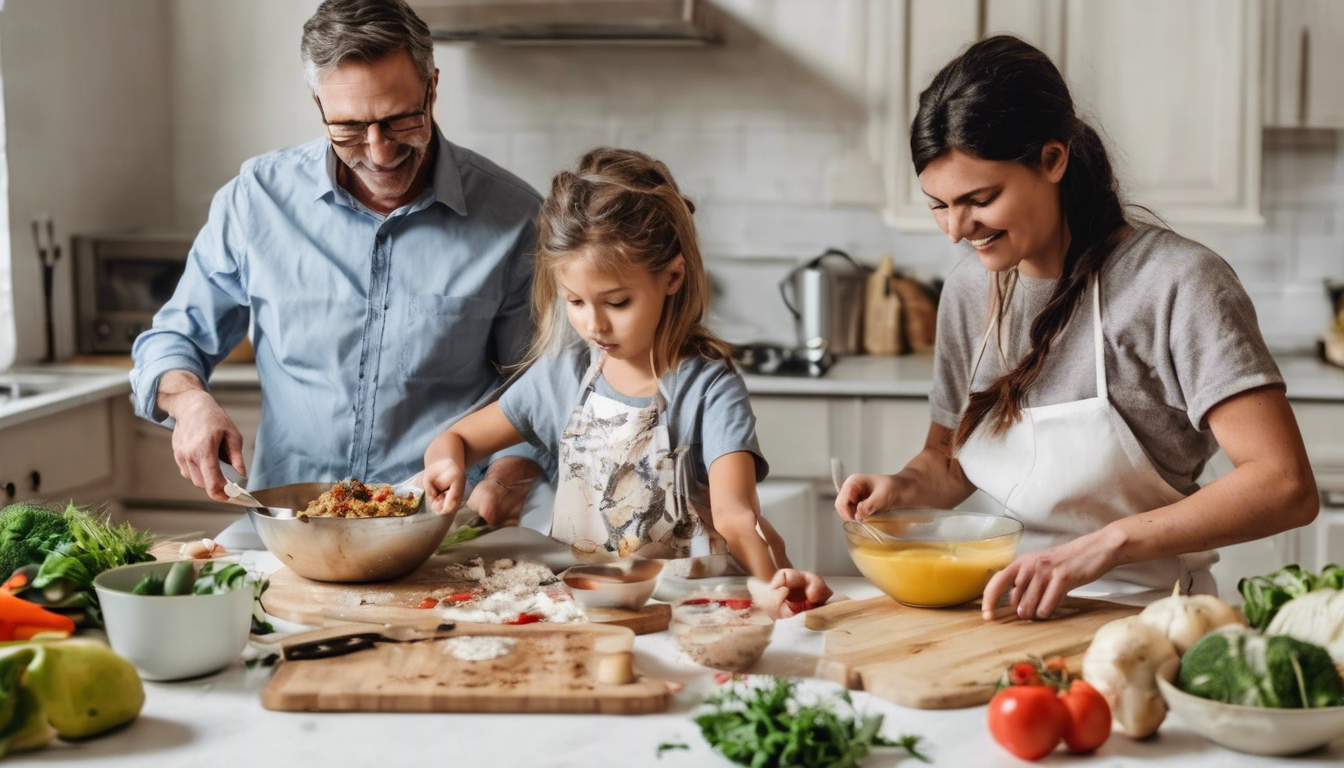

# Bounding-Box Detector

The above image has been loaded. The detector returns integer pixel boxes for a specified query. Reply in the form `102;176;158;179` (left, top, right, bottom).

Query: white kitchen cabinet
881;0;1262;229
0;400;115;505
123;390;260;506
1263;0;1344;128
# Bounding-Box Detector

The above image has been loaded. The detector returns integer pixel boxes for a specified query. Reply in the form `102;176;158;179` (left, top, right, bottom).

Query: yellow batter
849;538;1016;607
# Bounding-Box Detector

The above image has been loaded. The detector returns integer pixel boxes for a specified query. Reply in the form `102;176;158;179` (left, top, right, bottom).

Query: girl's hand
834;473;906;520
752;569;833;619
981;527;1123;620
422;458;466;516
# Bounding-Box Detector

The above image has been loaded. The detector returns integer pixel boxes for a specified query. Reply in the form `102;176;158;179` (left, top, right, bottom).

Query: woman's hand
982;527;1123;620
751;569;832;619
834;474;907;520
422;458;466;516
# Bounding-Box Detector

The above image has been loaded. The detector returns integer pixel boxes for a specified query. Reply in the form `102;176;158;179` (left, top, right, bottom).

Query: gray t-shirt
498;343;769;484
930;224;1283;495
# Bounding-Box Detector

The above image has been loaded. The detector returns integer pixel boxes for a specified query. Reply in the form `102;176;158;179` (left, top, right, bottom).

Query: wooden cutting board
261;622;671;714
263;555;671;635
807;595;1140;709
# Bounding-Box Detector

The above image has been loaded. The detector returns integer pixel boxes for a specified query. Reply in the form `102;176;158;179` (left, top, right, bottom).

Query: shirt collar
314;125;468;217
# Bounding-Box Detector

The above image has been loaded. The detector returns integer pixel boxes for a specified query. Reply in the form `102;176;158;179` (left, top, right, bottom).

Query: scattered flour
436;557;586;625
442;636;516;661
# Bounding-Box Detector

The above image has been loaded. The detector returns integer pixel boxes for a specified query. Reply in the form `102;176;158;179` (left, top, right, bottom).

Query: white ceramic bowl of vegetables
1156;627;1344;756
93;559;254;681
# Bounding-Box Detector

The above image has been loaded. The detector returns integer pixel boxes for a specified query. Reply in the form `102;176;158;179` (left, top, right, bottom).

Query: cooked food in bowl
246;481;452;582
299;479;420;519
843;510;1022;607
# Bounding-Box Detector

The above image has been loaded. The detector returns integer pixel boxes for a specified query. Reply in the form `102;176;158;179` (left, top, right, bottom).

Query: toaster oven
74;232;195;354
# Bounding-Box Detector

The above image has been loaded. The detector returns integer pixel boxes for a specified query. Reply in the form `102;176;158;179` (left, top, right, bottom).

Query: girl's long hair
911;35;1129;448
525;147;734;376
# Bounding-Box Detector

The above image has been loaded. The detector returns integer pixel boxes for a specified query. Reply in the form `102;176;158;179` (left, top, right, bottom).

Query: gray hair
300;0;435;93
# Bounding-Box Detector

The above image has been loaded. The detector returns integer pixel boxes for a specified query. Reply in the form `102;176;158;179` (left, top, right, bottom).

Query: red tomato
1058;679;1112;754
987;686;1068;761
1007;662;1042;687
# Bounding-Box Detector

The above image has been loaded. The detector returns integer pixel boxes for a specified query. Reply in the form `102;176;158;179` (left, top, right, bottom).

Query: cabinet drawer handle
29;471;40;493
3;482;14;500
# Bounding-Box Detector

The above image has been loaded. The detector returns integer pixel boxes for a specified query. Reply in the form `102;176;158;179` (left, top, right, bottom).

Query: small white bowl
93;560;253;681
560;560;663;611
1157;667;1344;756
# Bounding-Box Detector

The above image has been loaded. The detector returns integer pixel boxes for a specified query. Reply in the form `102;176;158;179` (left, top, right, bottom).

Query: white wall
0;0;1292;363
0;0;174;364
161;1;1344;353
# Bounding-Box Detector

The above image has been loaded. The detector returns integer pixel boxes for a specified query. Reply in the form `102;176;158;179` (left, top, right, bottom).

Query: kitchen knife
280;622;458;661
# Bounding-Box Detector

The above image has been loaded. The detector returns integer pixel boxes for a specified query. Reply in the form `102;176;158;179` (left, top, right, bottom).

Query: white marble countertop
31;569;1340;767
4;351;1343;431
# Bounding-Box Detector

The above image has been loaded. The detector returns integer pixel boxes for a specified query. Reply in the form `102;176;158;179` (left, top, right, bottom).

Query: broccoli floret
1180;626;1344;708
0;503;72;580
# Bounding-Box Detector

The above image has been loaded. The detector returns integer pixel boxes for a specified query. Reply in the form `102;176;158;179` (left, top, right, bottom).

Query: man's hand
466;456;541;528
158;370;246;502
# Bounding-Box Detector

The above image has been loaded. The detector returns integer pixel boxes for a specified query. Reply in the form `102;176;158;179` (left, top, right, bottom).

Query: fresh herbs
438;517;490;552
27;505;157;627
655;742;689;758
689;677;928;768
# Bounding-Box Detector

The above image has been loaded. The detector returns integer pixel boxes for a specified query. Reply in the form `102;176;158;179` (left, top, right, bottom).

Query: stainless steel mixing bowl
245;482;456;582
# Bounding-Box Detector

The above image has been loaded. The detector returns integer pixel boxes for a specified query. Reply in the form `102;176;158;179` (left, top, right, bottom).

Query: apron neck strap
1090;274;1107;398
583;348;671;413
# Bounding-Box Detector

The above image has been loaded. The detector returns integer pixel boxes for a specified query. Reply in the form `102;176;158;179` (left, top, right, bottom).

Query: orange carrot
0;590;75;640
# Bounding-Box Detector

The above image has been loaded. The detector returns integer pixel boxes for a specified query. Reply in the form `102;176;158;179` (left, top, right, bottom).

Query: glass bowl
670;591;774;672
842;509;1022;608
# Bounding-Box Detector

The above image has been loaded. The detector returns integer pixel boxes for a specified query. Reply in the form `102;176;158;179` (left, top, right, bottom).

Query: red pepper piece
417;597;439;609
720;599;752;611
442;592;474;603
506;613;543;625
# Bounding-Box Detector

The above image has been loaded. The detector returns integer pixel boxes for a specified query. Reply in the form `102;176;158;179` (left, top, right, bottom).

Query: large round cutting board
262;554;671;635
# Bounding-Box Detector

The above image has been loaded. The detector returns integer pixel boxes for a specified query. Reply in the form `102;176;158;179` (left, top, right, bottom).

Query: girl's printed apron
956;276;1217;604
550;353;728;561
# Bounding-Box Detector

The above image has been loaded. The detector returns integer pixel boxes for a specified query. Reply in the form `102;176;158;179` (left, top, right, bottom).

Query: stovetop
732;342;835;378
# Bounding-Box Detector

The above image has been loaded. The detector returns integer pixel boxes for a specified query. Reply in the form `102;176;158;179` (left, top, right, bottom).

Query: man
130;0;545;535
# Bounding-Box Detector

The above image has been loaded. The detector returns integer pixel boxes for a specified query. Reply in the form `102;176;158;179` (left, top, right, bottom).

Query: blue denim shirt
130;129;544;490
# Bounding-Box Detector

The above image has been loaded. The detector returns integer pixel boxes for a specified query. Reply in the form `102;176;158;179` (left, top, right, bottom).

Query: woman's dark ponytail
910;35;1128;448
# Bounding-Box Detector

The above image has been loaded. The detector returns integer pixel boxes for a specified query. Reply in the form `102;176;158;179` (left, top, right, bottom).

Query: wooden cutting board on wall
806;595;1140;709
262;622;671;714
263;555;671;635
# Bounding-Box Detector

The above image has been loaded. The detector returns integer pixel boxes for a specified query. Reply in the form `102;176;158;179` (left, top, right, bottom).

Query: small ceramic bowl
93;560;253;681
561;560;664;611
1157;664;1344;755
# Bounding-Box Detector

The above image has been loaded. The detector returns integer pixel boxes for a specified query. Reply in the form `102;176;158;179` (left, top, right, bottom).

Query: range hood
411;0;717;44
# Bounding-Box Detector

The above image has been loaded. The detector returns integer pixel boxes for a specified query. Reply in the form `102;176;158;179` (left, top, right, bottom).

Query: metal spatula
831;457;883;543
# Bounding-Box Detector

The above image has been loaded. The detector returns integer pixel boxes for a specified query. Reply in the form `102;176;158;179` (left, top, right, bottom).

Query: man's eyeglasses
316;82;431;147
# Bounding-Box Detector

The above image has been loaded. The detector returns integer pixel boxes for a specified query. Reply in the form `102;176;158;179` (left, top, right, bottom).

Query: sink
0;372;100;405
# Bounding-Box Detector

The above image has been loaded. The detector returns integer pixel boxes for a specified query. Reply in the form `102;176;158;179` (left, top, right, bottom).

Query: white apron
550;354;727;560
957;276;1217;605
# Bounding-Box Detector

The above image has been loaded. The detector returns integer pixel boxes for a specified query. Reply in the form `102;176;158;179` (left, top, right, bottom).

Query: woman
835;36;1318;619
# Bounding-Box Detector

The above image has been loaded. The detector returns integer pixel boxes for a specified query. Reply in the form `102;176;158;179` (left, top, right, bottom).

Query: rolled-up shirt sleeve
129;176;252;425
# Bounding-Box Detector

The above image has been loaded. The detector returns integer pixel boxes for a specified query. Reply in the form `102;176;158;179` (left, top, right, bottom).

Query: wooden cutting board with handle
807;595;1140;709
263;554;671;635
261;622;671;714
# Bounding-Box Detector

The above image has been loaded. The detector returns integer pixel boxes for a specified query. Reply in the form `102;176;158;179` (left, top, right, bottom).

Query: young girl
422;147;829;618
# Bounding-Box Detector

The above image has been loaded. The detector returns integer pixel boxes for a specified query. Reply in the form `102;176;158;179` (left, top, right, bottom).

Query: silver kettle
779;249;869;354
